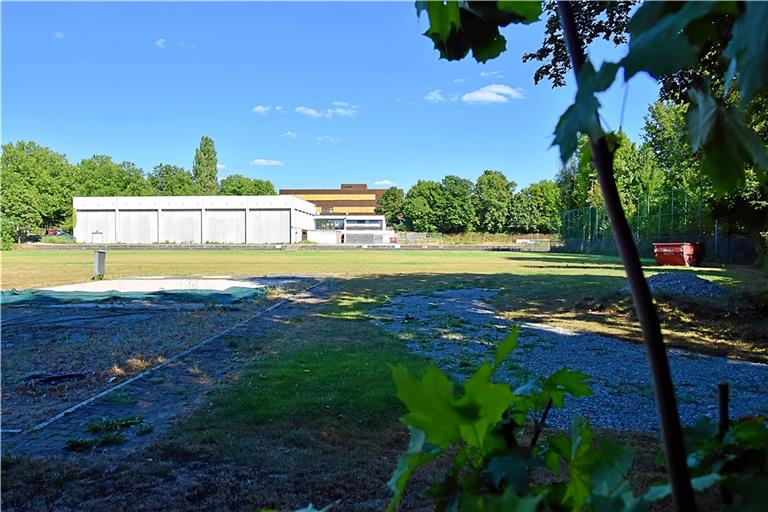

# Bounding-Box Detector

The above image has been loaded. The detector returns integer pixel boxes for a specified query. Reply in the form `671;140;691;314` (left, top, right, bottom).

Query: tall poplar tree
192;136;218;194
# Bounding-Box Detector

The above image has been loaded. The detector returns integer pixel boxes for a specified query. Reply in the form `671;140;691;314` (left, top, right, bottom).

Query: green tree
526;179;562;233
219;174;276;195
439;175;475;233
375;186;405;227
403;180;443;232
475;170;514;233
642;101;703;194
555;154;580;212
148;164;198;196
192;136;218;194
77;156;151;197
1;141;76;228
1;172;42;247
507;191;538;233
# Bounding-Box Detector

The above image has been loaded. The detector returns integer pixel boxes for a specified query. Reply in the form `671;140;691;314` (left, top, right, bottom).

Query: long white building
73;196;316;244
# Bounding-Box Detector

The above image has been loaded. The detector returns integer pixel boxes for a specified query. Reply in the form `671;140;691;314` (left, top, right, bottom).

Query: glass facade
315;218;345;230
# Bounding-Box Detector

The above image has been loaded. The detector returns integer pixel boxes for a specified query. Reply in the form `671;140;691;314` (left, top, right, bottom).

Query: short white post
93;250;106;279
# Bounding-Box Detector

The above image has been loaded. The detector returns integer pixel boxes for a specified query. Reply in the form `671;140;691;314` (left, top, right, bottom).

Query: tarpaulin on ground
0;287;267;306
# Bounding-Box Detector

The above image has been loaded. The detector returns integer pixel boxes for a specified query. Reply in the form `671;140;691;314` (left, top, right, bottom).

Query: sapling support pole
718;381;732;504
556;3;697;510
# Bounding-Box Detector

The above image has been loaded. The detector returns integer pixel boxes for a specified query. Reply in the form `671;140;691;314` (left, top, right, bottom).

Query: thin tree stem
555;2;696;510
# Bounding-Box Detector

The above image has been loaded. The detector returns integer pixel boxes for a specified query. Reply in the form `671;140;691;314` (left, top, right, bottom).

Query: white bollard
93;250;106;280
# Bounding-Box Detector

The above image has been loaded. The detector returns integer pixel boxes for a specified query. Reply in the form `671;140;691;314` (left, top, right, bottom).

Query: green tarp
1;287;266;306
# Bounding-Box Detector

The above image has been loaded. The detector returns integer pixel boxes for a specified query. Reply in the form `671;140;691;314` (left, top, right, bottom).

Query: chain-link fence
559;190;758;264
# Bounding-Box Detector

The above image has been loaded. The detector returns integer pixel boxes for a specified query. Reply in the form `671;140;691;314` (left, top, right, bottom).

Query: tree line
557;99;767;238
372;98;766;240
1;136;276;245
376;172;562;235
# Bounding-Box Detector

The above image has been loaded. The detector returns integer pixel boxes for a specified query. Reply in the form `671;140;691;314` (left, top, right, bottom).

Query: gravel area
370;288;767;432
638;272;727;298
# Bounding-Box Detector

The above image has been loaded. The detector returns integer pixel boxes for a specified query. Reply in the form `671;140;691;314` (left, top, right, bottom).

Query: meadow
2;249;766;510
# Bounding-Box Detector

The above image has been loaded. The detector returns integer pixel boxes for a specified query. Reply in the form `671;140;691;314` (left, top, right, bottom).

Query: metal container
652;242;705;267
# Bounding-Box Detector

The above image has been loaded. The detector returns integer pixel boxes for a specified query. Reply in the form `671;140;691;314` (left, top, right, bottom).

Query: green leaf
542;368;592;408
644;473;720;502
686;87;718;150
484;448;532;494
482;488;547;512
386;427;440;512
497;1;542;24
552;60;619;163
725;474;768;512
390;365;469;447
730;416;768;449
622;2;718;81
589;439;634;495
494;326;520;369
457;363;514;448
687;85;768;192
723;2;768;104
416;1;462;43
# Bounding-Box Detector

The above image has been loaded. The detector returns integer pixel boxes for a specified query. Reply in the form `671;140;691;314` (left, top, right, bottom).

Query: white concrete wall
118;210;158;243
73;196;314;244
160;210;202;243
205;209;246;244
307;230;339;244
74;210;116;243
249;209;290;243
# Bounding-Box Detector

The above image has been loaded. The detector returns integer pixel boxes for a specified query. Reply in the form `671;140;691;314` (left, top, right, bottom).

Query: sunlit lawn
2;249;765;361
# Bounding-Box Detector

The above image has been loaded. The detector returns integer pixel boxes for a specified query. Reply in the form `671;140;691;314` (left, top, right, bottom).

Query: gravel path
370;288;768;432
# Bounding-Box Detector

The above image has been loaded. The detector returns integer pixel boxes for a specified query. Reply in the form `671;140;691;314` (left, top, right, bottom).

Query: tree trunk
556;2;697;510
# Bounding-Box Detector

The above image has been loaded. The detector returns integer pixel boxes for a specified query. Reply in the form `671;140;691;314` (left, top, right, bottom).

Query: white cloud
424;89;445;103
329;107;356;117
275;105;283;111
316;135;342;144
52;32;66;39
155;38;166;49
480;70;503;78
454;78;466;84
295;106;324;118
295;104;358;118
251;105;270;114
373;179;396;187
281;131;299;138
250;159;285;167
216;164;226;170
461;84;524;104
332;100;350;107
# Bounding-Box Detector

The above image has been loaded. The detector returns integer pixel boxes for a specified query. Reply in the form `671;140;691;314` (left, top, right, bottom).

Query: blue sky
2;1;660;191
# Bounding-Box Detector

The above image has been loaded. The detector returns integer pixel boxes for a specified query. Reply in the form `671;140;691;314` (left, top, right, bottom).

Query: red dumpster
652;242;705;267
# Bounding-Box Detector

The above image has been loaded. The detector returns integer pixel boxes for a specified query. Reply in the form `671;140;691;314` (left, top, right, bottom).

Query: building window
315;219;344;230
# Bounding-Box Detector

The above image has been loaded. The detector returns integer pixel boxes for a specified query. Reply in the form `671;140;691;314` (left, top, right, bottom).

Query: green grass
3;249;765;359
177;284;430;463
1;249;640;290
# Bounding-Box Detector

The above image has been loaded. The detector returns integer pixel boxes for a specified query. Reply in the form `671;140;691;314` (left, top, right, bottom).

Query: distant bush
40;234;75;244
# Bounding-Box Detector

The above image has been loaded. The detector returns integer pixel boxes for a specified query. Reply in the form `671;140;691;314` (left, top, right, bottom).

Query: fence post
670;190;675;236
715;219;719;256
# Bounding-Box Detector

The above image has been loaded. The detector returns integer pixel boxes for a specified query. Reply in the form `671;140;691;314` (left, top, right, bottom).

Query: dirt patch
1;278;314;430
